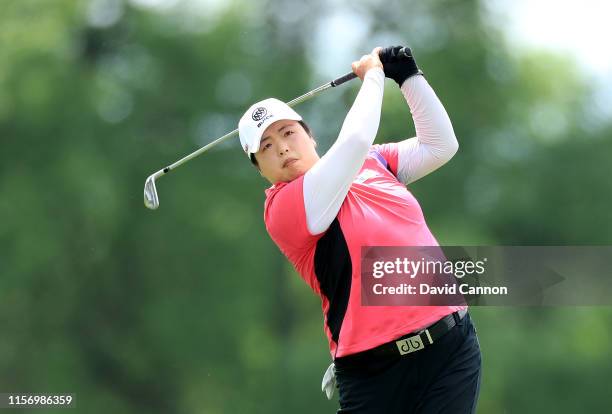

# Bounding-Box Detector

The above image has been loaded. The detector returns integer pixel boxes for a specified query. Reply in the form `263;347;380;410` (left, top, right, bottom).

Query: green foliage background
1;0;611;412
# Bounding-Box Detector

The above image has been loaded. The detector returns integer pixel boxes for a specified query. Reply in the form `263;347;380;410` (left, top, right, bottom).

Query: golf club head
144;175;159;209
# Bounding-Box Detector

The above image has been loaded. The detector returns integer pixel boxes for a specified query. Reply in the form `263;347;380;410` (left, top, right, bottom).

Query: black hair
249;120;314;167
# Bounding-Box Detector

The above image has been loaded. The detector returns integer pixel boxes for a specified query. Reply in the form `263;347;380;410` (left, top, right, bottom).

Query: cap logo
243;143;249;153
252;107;267;122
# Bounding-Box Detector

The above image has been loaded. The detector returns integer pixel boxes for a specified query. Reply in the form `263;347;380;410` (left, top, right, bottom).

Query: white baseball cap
238;98;302;157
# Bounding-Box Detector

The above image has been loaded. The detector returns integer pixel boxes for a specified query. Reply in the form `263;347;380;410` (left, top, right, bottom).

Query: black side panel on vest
314;218;352;346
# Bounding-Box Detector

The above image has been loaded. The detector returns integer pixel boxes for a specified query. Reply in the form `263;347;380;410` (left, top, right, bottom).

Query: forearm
303;67;385;234
396;75;458;184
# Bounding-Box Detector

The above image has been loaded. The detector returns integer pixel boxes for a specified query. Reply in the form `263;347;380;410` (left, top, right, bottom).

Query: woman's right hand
351;47;383;81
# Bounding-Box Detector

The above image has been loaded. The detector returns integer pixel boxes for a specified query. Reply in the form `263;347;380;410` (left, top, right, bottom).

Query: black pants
334;314;481;414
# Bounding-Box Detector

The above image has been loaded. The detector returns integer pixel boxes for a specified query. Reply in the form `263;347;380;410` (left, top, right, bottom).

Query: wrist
365;66;385;78
399;69;424;88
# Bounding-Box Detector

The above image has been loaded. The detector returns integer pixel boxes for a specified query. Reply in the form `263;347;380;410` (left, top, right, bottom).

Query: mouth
283;158;298;168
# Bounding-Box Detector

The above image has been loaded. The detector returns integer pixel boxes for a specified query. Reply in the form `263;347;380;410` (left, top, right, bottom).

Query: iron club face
144;174;159;209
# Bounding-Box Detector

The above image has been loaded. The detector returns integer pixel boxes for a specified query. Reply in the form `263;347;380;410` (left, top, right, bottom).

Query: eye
284;130;294;137
262;142;272;151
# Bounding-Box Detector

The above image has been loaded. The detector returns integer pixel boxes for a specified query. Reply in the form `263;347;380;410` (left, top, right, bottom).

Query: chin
280;170;301;183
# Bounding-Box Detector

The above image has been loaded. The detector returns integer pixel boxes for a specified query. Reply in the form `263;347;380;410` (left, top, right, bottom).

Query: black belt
335;309;467;366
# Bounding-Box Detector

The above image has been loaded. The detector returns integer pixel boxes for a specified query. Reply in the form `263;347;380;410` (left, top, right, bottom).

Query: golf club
143;72;358;209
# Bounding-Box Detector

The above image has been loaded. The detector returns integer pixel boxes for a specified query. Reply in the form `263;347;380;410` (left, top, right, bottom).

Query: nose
278;145;289;157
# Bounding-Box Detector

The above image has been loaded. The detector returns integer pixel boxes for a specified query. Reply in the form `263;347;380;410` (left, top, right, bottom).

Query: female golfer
238;46;481;414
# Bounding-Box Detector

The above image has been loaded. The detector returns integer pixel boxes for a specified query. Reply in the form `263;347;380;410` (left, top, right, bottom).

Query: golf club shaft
151;72;357;179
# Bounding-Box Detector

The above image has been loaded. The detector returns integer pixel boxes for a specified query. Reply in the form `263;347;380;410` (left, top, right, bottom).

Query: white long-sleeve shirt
303;68;458;235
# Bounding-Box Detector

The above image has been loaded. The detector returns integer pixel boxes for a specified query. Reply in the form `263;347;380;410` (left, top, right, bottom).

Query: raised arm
375;46;458;184
395;75;459;185
303;49;385;235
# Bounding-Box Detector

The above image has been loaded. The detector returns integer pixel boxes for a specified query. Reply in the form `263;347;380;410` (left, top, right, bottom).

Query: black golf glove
379;46;422;86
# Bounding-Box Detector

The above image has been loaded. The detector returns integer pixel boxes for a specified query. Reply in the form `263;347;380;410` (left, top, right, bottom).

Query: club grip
330;72;357;87
397;47;412;59
330;47;410;87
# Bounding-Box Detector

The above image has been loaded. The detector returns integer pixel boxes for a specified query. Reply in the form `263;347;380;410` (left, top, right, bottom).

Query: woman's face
254;119;320;184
